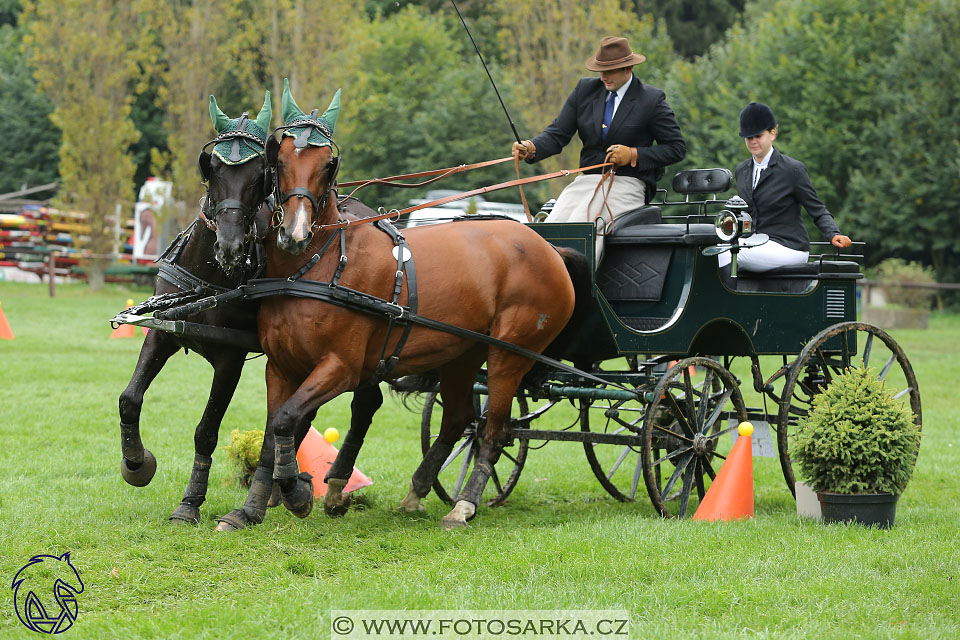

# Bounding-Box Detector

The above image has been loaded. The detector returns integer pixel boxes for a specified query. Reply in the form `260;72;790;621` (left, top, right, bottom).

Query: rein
318;160;613;232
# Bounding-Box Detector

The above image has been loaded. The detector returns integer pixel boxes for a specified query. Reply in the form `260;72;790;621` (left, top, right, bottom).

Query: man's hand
512;140;536;160
831;234;852;249
606;144;636;167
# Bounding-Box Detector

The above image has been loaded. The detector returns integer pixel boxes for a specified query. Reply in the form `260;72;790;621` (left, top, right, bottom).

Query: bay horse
117;92;274;524
212;82;586;529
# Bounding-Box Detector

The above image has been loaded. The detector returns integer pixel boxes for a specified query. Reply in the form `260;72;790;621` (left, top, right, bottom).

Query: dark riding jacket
735;148;841;252
527;75;686;203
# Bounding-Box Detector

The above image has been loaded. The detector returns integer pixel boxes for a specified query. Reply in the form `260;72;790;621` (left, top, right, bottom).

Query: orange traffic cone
296;426;373;498
0;300;14;340
693;421;754;521
110;299;137;339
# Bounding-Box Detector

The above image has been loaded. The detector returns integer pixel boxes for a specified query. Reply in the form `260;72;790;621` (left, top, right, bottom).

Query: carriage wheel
776;321;921;495
640;357;747;518
420;391;529;507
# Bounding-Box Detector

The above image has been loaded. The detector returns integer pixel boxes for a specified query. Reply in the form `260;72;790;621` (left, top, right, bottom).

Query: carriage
406;167;920;518
112;88;920;526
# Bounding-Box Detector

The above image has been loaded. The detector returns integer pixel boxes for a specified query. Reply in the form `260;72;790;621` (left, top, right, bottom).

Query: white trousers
545;173;646;266
718;239;809;272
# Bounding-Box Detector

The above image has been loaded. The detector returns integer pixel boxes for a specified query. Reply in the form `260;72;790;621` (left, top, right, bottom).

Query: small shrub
224;429;264;487
873;258;936;309
791;366;920;495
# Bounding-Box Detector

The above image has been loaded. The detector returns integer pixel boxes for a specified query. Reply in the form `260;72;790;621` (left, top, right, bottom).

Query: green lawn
0;282;958;639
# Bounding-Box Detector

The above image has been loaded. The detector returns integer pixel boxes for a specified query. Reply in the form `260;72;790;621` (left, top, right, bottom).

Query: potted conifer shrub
791;365;921;528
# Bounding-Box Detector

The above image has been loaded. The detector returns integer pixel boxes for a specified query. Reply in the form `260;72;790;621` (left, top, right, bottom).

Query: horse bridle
270;110;342;229
197;113;271;235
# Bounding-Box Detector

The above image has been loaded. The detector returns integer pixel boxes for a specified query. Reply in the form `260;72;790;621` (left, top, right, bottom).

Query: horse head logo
11;552;84;634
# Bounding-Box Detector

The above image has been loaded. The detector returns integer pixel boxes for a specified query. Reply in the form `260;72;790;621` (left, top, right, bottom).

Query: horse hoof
169;502;201;525
440;500;476;529
396;487;425;513
215;509;251;532
120;449;157;487
440;514;468;529
266;481;282;508
281;472;314;519
324;494;352;518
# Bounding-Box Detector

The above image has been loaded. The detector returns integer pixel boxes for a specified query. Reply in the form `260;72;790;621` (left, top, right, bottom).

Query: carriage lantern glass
715;210;739;242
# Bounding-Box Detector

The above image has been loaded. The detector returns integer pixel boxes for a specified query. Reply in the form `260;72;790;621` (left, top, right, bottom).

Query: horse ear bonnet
207;90;272;164
280;78;340;149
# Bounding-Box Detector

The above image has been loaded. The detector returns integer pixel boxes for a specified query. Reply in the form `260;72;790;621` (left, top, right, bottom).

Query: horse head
199;91;273;271
266;79;342;255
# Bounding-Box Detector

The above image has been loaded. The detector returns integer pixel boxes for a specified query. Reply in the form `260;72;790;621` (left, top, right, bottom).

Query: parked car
401;190;528;228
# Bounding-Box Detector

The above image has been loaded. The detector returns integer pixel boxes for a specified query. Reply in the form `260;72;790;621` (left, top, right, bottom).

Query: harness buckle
385;303;406;320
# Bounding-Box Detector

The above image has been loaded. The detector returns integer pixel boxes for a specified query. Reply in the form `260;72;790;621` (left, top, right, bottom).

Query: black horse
117;93;274;524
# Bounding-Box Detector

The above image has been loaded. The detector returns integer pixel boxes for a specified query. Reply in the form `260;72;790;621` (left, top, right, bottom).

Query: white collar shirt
609;75;632;118
752;146;774;188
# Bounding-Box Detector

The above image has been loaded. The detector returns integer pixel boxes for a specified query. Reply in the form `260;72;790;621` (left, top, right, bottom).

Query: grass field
0;281;958;639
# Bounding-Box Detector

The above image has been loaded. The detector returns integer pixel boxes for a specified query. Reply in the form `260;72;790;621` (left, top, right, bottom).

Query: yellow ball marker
738;421;754;437
323;427;340;443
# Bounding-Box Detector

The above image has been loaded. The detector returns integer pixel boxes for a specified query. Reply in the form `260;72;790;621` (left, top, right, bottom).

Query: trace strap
157;276;629;392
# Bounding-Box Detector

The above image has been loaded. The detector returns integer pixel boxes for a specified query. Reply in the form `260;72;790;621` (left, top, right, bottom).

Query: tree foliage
0;11;59;195
6;0;957;282
146;0;247;228
337;5;525;208
635;0;746;59
845;0;960;282
22;0;151;288
666;0;916;251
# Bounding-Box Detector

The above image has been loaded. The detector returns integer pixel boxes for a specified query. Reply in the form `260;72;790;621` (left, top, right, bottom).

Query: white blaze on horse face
289;200;311;243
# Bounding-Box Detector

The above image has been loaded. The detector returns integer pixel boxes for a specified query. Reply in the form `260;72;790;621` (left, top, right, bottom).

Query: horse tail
387;372;440;410
543;245;592;364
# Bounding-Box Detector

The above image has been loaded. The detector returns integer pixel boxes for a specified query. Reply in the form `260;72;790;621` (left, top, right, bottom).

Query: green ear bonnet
280;78;340;149
208;90;272;164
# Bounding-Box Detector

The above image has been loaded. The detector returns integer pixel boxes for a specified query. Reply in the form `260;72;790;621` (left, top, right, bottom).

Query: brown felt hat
585;36;646;71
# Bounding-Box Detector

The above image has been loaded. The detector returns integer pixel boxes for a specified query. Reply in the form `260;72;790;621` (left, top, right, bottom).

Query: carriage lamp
714;196;752;242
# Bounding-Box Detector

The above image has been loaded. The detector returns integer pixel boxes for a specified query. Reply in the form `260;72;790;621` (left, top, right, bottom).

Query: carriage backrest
671;168;733;196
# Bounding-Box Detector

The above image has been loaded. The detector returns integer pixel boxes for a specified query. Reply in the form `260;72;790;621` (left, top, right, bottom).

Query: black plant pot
817;492;899;529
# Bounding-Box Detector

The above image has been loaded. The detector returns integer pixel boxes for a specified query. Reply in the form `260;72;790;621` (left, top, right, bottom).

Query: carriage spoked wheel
776;321;922;495
639;357;747;518
420;391;529;507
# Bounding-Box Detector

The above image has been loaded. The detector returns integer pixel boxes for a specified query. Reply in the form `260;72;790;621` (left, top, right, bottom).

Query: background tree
665;0;912;239
22;0;151;288
635;0;746;59
846;0;960;286
495;0;677;203
336;5;527;208
148;0;246;229
0;0;59;195
230;0;363;129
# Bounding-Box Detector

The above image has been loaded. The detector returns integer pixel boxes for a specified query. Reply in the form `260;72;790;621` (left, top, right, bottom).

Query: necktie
753;165;763;188
601;91;616;141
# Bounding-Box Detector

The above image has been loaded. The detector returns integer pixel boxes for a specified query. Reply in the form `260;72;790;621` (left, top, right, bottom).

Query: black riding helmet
739;102;777;137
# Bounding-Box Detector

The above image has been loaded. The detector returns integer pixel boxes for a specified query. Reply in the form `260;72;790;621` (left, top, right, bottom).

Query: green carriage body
531;220;860;363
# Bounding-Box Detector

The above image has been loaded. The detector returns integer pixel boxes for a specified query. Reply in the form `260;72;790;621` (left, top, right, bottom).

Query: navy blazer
735;148;841;252
529;75;685;202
